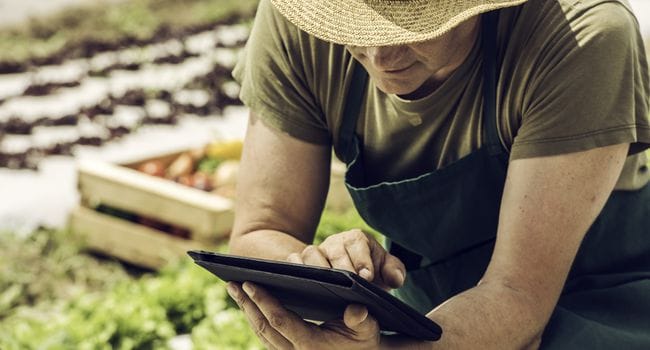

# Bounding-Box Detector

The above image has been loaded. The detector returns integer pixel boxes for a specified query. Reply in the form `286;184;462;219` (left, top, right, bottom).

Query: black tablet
188;250;442;341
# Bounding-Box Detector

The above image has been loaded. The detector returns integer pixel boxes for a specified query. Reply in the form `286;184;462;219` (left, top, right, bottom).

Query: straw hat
269;0;528;47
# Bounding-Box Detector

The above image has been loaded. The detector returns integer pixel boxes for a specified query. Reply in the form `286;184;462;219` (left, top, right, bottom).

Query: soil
0;12;250;75
23;81;81;96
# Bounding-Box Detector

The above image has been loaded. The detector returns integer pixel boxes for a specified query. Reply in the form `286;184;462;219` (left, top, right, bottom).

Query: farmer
226;0;650;348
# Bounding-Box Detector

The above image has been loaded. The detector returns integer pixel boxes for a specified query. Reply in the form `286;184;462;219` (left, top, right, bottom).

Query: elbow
523;333;543;350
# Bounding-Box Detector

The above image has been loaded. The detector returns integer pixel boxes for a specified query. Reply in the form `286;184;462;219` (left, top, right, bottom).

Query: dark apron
338;11;650;349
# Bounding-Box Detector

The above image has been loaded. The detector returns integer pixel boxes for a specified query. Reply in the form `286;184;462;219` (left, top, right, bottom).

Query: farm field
0;1;384;348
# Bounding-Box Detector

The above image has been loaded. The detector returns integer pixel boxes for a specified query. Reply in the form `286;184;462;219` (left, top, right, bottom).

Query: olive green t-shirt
233;0;650;190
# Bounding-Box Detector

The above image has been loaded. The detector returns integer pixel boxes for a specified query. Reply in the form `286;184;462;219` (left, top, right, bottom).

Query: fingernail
396;269;405;284
359;268;372;280
242;282;255;297
358;306;368;322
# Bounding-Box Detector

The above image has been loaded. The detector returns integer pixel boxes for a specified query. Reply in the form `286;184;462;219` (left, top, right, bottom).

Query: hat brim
270;0;528;47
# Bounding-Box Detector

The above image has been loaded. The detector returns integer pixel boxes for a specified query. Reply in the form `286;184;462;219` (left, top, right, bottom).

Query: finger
287;252;304;264
380;253;406;288
242;282;312;347
343;304;368;328
365;238;406;289
344;235;375;281
321;242;356;273
227;282;294;349
343;304;379;337
301;245;331;268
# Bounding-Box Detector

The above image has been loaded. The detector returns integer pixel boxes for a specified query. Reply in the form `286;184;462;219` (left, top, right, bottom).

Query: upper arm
482;143;629;321
230;112;332;245
229;0;335;250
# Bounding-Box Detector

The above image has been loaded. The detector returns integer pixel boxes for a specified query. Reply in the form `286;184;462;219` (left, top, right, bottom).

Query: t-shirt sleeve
511;3;650;159
232;0;330;144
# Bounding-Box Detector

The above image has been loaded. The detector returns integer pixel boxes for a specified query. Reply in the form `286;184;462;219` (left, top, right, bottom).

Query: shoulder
495;0;649;160
512;0;640;47
496;0;644;86
252;0;345;62
232;0;352;144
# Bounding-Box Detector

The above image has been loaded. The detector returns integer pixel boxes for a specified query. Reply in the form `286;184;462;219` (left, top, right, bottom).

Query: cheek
346;46;363;58
345;48;374;73
407;47;432;66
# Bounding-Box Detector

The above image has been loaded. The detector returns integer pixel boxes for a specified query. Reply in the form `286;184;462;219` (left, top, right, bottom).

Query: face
346;16;480;99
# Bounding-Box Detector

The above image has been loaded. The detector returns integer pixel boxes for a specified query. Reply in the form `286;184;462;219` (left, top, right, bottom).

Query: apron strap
339;60;369;164
481;11;507;156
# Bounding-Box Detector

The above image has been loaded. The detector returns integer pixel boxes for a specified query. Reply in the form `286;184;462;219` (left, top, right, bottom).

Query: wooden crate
69;149;353;269
70;151;234;269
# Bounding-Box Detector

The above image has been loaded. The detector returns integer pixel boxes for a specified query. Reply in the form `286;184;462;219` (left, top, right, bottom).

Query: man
225;0;650;348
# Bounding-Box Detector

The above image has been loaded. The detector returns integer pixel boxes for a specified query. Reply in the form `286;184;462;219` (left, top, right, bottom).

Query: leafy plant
0;229;129;319
0;207;378;349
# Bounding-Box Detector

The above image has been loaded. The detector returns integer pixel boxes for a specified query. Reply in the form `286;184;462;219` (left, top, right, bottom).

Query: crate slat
69;206;210;269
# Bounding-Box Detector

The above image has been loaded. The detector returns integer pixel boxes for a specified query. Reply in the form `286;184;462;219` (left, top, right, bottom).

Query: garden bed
0;0;258;73
0;206;377;350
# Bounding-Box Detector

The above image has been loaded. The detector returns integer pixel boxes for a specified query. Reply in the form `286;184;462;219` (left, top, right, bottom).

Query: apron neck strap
339;59;368;164
338;10;505;164
481;11;506;156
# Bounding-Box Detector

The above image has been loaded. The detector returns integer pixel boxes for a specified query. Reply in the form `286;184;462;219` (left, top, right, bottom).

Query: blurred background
0;0;648;349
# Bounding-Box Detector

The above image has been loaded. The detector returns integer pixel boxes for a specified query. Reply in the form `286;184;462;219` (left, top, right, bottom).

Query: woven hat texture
270;0;528;47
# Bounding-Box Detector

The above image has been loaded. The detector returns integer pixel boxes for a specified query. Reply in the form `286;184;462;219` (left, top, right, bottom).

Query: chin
372;73;428;95
374;80;420;96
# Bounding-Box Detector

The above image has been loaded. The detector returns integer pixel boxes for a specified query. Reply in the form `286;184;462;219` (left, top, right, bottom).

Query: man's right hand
286;229;406;290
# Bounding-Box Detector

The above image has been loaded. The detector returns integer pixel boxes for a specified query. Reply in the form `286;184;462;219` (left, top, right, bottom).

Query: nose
365;46;408;71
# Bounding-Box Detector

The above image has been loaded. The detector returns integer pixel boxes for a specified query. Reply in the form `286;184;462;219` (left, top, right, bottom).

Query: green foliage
197;157;222;174
60;289;175;349
191;309;263;350
0;229;129;319
0;208;379;349
0;260;266;349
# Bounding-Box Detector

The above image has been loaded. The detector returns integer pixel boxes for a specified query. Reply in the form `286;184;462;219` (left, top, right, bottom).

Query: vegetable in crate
166;148;206;180
137;160;166;177
212;160;239;187
166;153;195;180
205;140;243;160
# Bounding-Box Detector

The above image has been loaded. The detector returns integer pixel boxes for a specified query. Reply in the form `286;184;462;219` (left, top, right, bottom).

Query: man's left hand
227;281;381;350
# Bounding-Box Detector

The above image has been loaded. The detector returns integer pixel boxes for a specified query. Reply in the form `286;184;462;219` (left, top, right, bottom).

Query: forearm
380;282;545;350
229;229;308;261
425;282;545;349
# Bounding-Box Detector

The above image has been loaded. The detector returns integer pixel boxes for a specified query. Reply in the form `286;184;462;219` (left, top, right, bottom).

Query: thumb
343;304;376;333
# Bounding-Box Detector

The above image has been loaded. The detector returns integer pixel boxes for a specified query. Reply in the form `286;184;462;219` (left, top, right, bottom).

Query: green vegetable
197;157;222;174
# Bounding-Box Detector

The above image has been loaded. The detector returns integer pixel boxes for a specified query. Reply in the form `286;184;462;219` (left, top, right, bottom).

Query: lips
382;63;416;74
